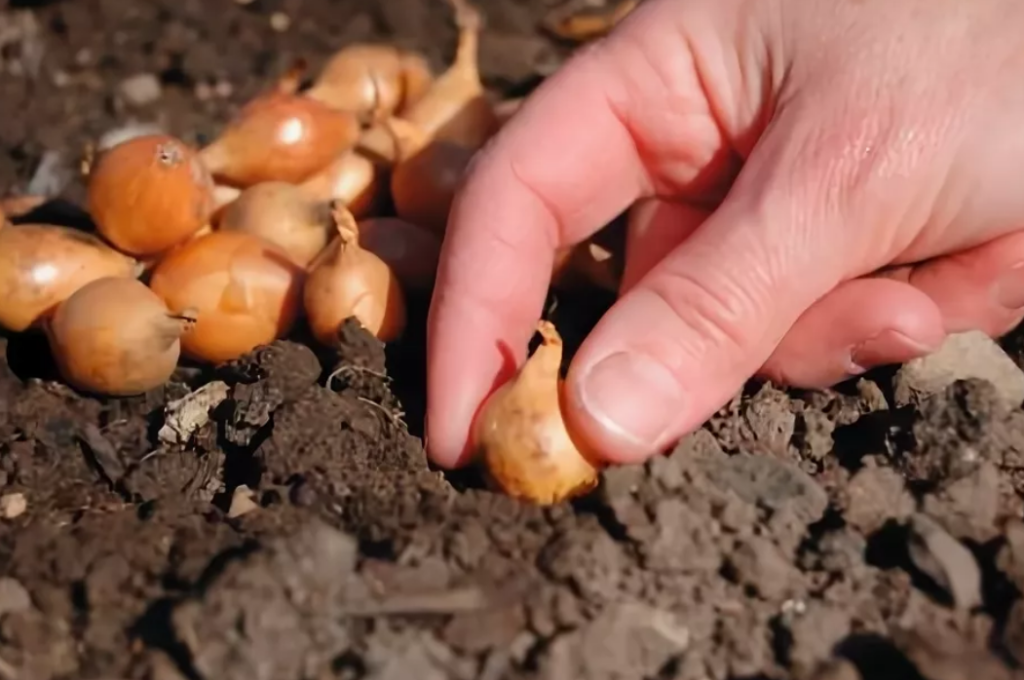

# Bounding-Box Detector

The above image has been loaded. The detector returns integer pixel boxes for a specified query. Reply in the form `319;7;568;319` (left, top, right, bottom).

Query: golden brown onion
200;71;362;188
218;182;335;267
297;150;382;218
386;117;474;236
305;44;433;117
357;0;498;162
0;224;141;332
471;320;601;504
149;231;305;364
87;134;215;256
304;205;406;344
46;277;193;396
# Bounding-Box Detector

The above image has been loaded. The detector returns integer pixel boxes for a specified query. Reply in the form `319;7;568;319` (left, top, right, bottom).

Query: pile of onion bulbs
0;0;628;505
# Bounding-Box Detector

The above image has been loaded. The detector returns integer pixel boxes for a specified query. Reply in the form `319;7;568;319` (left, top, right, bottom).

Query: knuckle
644;265;765;363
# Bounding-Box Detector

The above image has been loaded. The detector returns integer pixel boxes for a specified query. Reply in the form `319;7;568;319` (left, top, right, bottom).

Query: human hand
425;0;1024;468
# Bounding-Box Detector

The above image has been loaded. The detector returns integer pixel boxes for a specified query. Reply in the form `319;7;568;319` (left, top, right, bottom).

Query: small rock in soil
842;462;915;535
540;601;690;680
906;513;982;610
119;73;162;106
171;519;359;680
894;331;1024;410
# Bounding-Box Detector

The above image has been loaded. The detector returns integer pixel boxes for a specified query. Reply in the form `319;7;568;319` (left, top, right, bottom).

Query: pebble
894;331;1024;410
0;577;31;616
906;513;982;610
119;73;162;106
0;492;26;519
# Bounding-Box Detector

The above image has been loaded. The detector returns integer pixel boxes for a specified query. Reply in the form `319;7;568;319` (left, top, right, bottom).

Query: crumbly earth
2;1;1024;679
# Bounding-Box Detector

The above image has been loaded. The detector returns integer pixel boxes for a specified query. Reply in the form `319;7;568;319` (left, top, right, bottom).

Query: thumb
565;114;855;464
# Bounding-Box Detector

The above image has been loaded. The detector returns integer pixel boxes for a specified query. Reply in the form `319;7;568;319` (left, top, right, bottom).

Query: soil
1;1;1024;679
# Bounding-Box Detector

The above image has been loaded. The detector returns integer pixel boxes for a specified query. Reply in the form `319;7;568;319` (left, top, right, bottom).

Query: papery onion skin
46;277;193;396
0;224;141;332
149;231;306;364
88;134;215;256
472;321;601;505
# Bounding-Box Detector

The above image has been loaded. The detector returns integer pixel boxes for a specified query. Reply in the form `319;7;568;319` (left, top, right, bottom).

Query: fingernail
996;262;1024;310
576;351;684;449
850;329;935;372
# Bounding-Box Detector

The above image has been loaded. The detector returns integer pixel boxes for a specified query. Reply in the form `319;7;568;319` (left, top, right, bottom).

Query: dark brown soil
2;1;1024;679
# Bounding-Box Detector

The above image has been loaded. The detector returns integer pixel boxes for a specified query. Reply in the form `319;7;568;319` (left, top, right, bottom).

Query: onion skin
472;320;601;505
297;150;382;219
46;277;193;396
149;231;305;364
306;44;433;117
200;80;362;188
0;224;141;332
218;182;334;267
304;207;407;345
357;217;442;291
87;134;215;256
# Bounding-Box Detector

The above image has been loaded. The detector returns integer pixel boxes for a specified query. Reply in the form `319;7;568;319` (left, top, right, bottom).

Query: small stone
894;331;1024;410
227;485;259;518
728;536;794;600
119;73;162;106
1;492;26;519
0;577;31;616
844;464;915;535
906;513;982;610
270;12;291;31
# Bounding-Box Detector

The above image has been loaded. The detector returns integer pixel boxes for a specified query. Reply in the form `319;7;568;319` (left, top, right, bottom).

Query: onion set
305;44;433;118
471;320;601;504
200;68;362;187
46;277;194;396
149;231;305;364
304;204;407;344
88;134;215;256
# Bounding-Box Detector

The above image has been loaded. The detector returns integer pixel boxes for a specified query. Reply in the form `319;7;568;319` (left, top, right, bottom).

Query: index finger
424;23;657;468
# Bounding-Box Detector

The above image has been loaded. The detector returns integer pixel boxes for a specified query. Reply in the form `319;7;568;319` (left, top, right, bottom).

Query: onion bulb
357;217;442;291
46;277;194;396
387;116;474;236
218;182;335;267
471;320;601;504
358;0;497;162
200;69;362;188
297;150;382;218
305;44;433;118
304;205;406;344
87;134;215;256
149;231;305;364
0;224;141;332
